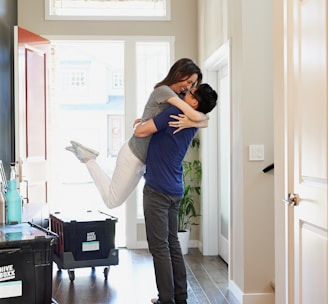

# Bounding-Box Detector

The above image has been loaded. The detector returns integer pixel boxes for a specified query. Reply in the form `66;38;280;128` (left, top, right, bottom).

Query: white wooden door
286;0;328;303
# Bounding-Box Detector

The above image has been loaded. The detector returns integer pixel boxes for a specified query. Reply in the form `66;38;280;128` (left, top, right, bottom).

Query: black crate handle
28;221;59;238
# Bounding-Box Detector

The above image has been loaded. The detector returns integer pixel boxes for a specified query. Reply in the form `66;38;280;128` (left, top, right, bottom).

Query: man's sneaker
65;141;99;162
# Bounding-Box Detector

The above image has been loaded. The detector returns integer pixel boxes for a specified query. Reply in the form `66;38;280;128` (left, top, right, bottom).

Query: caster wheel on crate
103;267;109;280
68;269;75;282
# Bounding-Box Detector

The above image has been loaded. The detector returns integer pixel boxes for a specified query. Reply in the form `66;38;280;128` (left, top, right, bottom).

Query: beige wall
17;0;198;62
198;0;275;302
198;0;225;63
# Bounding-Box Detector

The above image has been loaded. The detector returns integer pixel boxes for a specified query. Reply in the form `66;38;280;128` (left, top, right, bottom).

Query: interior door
286;0;328;303
14;26;50;226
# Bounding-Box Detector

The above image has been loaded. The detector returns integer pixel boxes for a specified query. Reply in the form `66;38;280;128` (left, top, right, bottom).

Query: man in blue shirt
134;84;218;304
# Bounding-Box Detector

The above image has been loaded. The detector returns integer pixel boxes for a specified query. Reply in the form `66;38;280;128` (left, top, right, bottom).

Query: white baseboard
128;239;201;250
129;241;149;249
229;280;243;303
229;280;275;304
188;239;199;248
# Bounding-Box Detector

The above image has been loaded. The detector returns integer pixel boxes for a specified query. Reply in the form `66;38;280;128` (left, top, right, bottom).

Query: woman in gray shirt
66;58;209;209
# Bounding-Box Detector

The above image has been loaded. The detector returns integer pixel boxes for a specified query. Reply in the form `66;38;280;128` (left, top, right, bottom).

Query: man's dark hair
194;83;218;114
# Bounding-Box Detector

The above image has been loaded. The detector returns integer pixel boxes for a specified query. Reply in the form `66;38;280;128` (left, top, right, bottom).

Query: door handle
282;193;300;206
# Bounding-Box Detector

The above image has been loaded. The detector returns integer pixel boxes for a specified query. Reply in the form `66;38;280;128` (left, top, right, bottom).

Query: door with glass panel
47;39;172;248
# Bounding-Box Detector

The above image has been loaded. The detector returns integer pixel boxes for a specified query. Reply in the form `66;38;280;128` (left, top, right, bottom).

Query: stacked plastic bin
0;222;57;304
50;210;119;281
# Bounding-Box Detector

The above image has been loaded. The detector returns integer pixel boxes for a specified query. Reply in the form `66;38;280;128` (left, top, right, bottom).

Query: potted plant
178;137;202;254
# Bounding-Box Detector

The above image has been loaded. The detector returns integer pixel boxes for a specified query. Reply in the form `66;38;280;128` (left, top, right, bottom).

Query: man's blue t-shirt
144;105;198;196
129;85;177;163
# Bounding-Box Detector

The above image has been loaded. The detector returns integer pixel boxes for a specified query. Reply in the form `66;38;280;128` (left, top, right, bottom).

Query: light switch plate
249;145;264;161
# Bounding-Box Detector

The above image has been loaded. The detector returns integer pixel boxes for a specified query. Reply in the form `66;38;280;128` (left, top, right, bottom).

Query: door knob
282;193;300;206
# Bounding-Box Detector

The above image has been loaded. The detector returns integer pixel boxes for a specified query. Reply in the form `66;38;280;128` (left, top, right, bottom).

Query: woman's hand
133;118;142;129
169;114;194;134
169;114;209;134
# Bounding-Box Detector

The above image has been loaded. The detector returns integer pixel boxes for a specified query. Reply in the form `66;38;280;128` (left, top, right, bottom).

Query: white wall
198;0;275;302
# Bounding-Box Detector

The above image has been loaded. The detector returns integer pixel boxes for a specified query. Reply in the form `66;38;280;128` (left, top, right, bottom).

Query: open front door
14;26;50;226
285;0;328;303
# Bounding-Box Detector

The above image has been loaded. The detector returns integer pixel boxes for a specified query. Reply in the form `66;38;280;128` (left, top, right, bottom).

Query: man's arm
134;119;158;138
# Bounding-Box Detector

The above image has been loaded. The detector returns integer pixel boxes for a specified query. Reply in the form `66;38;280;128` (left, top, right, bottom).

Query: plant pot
178;229;190;255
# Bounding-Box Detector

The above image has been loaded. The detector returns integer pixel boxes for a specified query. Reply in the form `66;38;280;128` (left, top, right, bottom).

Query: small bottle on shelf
10;162;17;180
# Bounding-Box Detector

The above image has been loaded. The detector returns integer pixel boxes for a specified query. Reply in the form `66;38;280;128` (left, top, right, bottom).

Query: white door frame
202;41;231;257
273;1;289;302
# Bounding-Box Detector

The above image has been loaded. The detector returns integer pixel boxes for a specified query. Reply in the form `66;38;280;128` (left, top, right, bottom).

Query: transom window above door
45;0;171;20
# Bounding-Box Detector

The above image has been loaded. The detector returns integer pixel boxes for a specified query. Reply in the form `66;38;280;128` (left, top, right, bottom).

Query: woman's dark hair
154;58;202;89
194;83;218;114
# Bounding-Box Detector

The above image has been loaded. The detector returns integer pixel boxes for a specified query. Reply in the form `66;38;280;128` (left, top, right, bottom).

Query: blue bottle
5;164;22;224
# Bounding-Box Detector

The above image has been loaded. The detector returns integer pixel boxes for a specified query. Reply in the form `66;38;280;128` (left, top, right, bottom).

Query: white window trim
45;0;171;21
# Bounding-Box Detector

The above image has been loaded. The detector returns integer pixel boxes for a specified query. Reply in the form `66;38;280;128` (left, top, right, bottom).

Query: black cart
0;222;57;304
50;210;119;281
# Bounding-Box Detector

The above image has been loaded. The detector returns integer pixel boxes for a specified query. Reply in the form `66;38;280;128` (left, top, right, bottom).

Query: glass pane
48;38;172;246
135;41;170;218
48;40;126;245
46;0;169;19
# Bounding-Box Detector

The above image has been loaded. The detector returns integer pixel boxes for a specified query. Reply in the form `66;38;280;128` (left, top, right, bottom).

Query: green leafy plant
178;138;202;231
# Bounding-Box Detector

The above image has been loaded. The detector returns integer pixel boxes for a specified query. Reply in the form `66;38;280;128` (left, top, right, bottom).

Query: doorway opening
47;40;127;246
46;38;172;248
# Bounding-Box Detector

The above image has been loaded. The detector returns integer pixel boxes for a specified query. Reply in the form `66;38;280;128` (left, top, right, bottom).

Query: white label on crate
87;232;96;241
0;264;15;281
82;241;100;252
0;280;22;298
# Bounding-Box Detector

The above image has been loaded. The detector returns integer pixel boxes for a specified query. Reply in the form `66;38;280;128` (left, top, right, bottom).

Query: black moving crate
0;222;57;304
50;210;119;281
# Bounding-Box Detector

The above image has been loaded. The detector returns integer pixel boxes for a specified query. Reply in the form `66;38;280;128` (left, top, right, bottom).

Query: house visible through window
112;72;124;89
45;0;170;20
62;69;87;89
